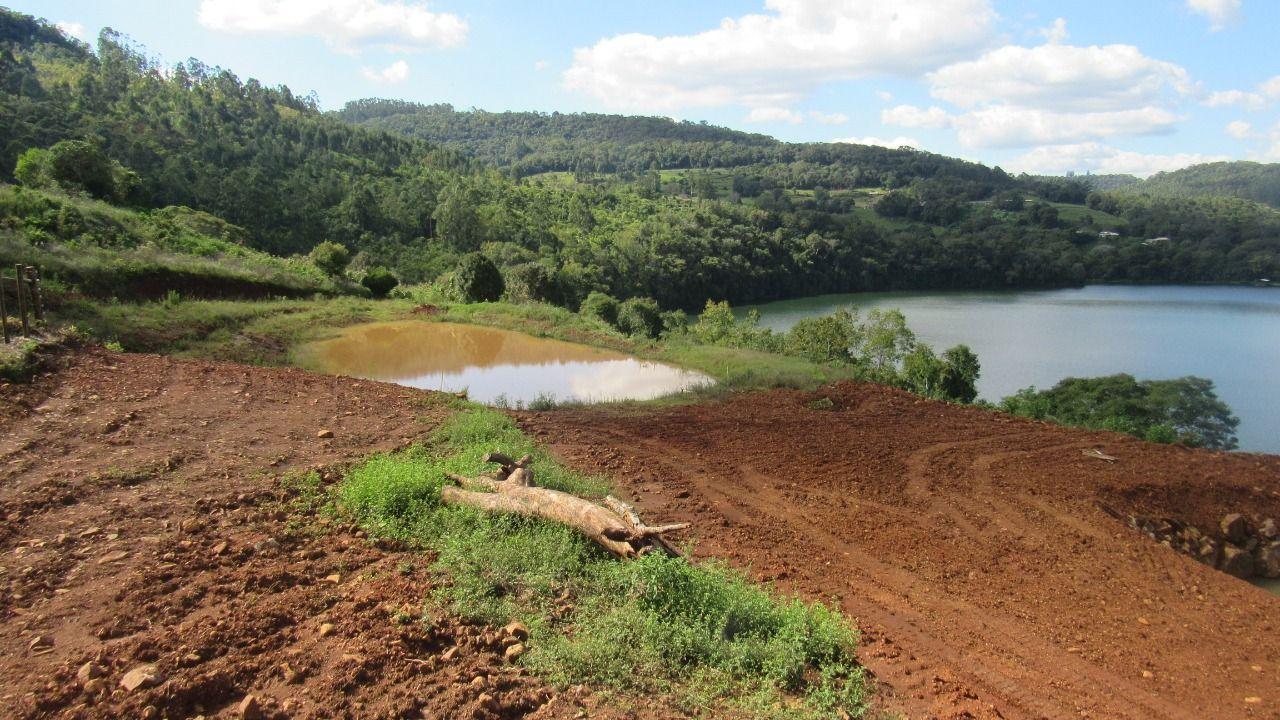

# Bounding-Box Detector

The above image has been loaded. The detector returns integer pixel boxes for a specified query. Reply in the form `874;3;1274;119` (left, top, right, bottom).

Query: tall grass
338;407;869;718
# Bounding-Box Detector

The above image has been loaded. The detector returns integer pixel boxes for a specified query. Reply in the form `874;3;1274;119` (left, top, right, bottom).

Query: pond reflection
304;321;712;404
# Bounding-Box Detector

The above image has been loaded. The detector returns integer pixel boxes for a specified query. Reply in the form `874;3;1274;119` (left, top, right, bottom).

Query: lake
301;320;712;405
741;285;1280;454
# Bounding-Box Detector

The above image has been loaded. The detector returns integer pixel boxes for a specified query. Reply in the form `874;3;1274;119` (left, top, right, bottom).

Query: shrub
505;262;557;304
361;267;399;298
309;241;351;276
452;253;504;303
615;297;663;338
579;291;619;326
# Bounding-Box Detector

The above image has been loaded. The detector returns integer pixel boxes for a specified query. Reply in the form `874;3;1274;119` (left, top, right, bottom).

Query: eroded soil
0;348;629;720
521;384;1280;720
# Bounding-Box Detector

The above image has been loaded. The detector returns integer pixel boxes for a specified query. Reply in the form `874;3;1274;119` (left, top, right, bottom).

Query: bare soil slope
0;348;620;720
521;384;1280;720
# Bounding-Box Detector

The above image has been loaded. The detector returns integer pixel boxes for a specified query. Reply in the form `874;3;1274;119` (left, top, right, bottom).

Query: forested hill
1;9;472;258
1126;161;1280;209
2;8;1277;312
333;98;1009;190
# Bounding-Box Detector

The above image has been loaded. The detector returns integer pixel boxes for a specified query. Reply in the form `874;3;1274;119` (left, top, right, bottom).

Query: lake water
741;285;1280;454
302;320;712;404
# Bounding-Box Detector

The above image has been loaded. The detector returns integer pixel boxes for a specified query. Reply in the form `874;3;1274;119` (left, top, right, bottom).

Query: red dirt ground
0;348;641;720
519;384;1280;720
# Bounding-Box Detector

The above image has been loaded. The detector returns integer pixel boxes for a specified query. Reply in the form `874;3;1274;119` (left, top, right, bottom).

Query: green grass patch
338;407;869;718
60;296;418;364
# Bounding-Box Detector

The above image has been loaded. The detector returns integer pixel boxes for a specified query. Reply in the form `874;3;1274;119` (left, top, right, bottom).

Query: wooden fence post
25;266;42;321
0;271;10;344
14;264;29;336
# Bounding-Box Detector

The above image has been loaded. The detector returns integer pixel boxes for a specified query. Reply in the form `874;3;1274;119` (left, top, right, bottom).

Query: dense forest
1126;162;1280;210
2;9;1277;313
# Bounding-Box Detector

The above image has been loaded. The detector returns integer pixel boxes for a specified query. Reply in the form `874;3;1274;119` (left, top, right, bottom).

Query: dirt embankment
4;348;1279;720
521;386;1280;720
0;348;629;720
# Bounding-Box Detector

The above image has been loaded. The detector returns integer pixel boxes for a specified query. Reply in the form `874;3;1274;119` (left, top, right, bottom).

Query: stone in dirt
319;622;335;637
1218;545;1255;579
503;621;529;640
76;662;105;683
1220;513;1250;545
1255;542;1280;579
505;642;526;662
97;550;130;564
120;664;162;692
316;429;334;439
238;694;263;719
1259;518;1278;541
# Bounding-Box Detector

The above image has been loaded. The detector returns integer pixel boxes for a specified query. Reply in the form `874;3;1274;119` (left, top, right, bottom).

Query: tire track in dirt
521;383;1280;720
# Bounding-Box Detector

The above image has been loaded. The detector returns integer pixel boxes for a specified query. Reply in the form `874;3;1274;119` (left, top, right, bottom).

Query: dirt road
521;384;1280;720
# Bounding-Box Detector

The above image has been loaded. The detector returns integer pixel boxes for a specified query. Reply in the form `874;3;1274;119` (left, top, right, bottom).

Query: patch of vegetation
61;296;416;364
339;407;869;718
683;300;981;403
0;186;350;300
999;374;1240;450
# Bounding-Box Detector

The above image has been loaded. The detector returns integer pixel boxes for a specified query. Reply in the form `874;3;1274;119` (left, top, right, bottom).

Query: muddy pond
302;321;711;405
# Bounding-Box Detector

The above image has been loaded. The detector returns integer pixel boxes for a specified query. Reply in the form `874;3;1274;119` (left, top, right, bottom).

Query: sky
15;0;1280;177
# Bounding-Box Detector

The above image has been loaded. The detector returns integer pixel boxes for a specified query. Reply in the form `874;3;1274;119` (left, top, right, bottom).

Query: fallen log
439;452;686;559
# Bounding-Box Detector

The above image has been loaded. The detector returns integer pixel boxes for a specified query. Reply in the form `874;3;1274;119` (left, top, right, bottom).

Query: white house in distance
1098;230;1120;238
1142;236;1171;246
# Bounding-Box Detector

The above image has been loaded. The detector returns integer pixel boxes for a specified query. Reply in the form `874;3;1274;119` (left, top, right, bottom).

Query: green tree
504;262;557;304
434;181;484;252
360;267;399;298
857;309;916;376
309;241;351;276
453;253;504;302
616;297;663;338
579;291;619;326
785;310;857;364
999;374;1239;450
939;344;981;403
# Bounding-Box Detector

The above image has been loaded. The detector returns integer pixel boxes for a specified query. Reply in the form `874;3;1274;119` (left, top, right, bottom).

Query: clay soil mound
520;383;1280;720
0;348;635;720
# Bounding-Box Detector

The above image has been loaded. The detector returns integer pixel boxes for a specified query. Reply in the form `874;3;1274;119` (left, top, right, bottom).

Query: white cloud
876;90;894;102
881;104;951;129
197;0;467;53
1010;142;1228;178
534;60;549;72
1039;17;1069;44
921;29;1191;149
808;111;849;125
1186;0;1241;30
1204;89;1266;110
361;59;410;84
563;0;997;111
745;106;803;124
55;21;90;42
833;135;921;149
929;41;1190;113
1262;76;1280;100
953;105;1179;148
1226;120;1254;139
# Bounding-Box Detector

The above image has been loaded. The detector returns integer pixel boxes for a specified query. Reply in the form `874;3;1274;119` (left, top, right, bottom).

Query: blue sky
15;0;1280;176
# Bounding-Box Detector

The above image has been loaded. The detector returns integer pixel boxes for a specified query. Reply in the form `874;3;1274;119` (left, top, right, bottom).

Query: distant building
1097;230;1120;238
1142;236;1171;246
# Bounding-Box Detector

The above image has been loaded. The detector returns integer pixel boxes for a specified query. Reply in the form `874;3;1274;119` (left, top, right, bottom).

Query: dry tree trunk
439;452;689;559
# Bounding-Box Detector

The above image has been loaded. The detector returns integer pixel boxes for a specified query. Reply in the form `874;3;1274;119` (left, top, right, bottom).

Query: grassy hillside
0;185;349;300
